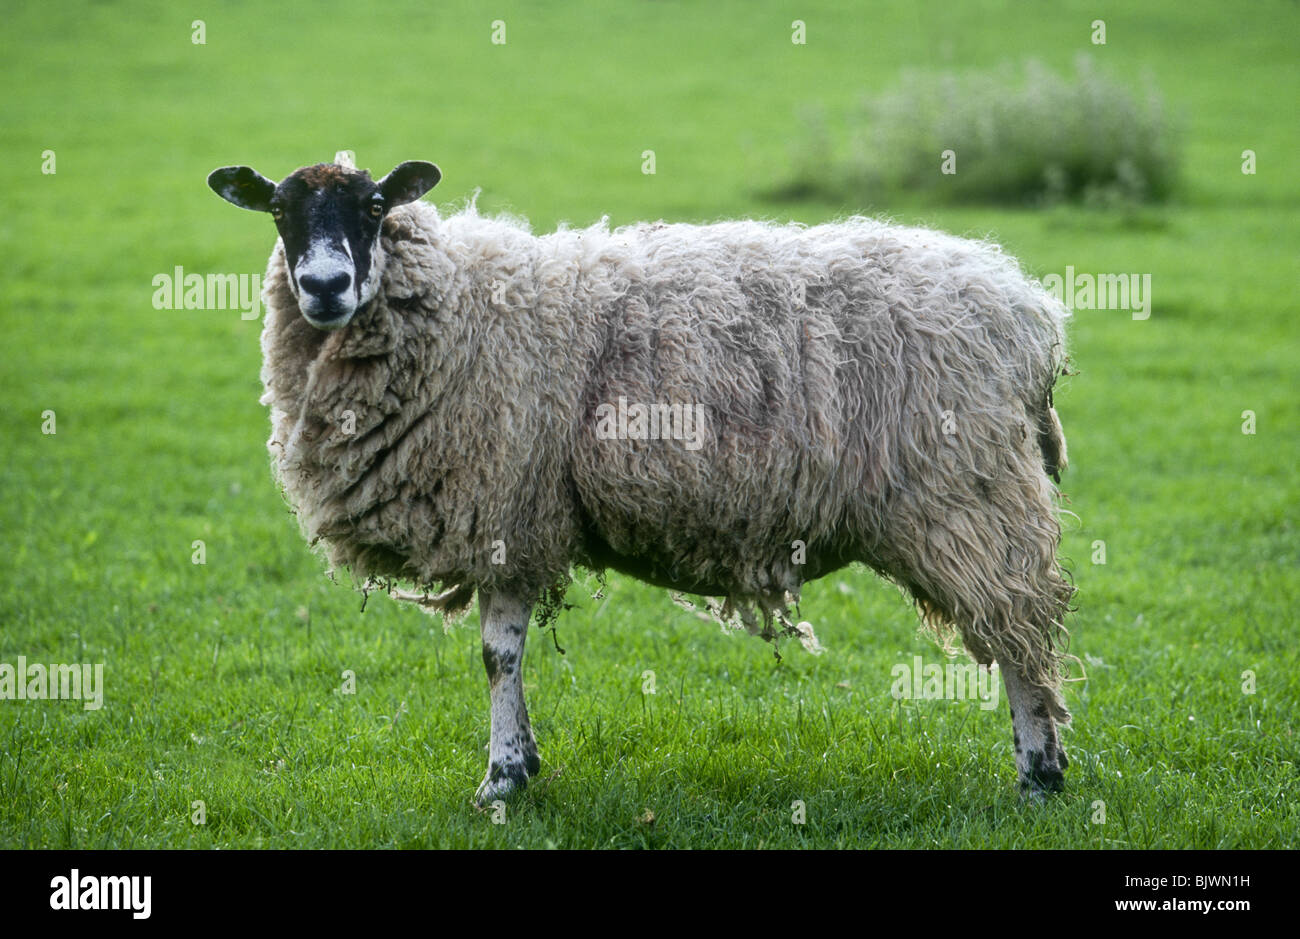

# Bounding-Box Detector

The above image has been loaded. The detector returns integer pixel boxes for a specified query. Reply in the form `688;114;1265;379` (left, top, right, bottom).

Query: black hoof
1020;750;1066;794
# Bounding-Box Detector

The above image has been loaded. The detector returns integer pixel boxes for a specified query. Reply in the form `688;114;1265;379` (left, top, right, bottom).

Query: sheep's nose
299;271;351;298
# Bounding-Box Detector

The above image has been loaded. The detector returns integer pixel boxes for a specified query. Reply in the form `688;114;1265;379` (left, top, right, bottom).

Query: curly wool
259;201;1073;711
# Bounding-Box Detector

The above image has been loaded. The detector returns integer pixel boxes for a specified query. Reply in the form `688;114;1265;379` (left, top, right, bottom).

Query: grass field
1;0;1296;849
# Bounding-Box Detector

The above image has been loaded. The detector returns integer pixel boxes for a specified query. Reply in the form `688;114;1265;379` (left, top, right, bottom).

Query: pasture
0;0;1296;848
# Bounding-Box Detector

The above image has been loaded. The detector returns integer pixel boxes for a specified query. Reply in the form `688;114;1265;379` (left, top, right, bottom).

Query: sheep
207;152;1075;805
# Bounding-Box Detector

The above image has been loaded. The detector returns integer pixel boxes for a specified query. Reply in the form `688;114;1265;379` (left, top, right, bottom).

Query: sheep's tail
1038;383;1068;484
1030;283;1069;484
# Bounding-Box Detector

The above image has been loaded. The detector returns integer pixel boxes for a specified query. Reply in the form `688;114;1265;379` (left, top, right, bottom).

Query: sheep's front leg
474;591;541;806
1000;662;1069;797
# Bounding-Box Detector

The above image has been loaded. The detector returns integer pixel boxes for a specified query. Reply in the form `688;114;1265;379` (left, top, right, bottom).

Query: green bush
779;56;1179;206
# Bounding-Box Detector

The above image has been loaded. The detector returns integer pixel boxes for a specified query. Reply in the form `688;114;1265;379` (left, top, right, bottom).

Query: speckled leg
474;591;540;806
1001;662;1068;797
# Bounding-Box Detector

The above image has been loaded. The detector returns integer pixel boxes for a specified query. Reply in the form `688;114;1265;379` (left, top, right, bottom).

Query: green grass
1;0;1296;849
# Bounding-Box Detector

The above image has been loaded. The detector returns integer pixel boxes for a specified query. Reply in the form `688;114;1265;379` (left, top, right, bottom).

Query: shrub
776;56;1179;206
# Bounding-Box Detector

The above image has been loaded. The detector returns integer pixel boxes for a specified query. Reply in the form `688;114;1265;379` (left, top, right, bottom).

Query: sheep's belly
579;526;732;597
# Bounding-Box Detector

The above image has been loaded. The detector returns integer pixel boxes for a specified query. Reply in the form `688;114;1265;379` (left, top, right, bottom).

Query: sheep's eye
270;206;284;220
369;201;384;218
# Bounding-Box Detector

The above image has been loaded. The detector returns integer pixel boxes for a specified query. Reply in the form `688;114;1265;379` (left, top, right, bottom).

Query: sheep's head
207;154;440;329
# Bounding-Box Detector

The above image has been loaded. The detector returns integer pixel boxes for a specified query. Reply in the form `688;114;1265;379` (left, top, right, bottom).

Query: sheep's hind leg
474;591;541;806
1000;662;1069;798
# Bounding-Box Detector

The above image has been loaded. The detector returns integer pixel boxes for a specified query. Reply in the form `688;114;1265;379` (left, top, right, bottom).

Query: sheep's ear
207;166;277;212
378;161;441;206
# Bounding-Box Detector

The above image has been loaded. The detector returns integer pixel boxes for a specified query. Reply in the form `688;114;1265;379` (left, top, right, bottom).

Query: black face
207;159;441;329
271;165;384;326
